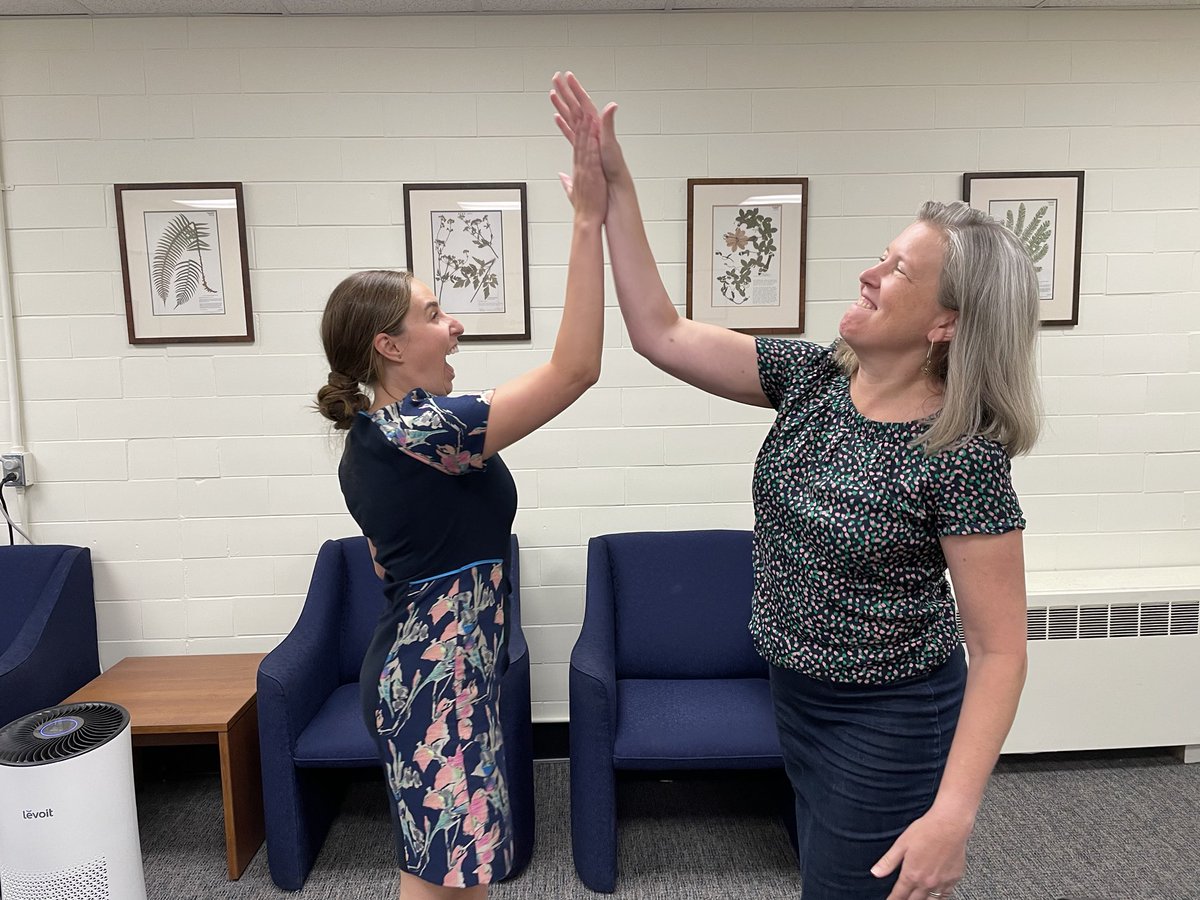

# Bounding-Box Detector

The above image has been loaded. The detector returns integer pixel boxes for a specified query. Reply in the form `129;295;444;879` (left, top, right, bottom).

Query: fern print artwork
143;210;226;315
989;199;1057;301
430;210;506;315
711;204;782;307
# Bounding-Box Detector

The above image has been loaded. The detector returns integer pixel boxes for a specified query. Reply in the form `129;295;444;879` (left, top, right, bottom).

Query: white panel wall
0;9;1197;721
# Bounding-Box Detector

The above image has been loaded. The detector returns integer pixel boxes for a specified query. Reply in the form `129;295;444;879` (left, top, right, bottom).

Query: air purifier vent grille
0;856;109;899
0;703;129;767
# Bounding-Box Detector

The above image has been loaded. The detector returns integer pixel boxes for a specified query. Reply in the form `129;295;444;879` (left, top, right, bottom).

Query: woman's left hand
871;808;973;900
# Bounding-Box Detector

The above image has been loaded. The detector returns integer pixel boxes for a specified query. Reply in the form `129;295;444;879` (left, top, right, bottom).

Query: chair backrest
593;530;766;680
333;537;390;684
0;545;88;652
333;534;523;684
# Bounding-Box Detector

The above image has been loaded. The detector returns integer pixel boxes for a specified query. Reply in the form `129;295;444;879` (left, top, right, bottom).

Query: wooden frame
403;182;531;342
114;182;254;345
686;177;808;335
962;170;1085;327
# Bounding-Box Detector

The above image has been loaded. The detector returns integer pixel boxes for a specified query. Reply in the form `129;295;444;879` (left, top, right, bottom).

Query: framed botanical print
686;177;809;335
963;170;1085;326
403;182;531;342
114;182;254;344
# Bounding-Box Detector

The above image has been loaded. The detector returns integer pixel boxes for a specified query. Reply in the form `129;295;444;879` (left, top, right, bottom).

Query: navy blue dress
339;388;517;888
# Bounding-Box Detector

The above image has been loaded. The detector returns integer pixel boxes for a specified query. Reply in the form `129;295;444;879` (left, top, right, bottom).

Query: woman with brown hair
314;75;604;899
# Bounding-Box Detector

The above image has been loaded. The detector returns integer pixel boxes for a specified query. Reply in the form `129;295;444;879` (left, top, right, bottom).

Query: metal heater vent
1023;601;1200;640
0;857;109;900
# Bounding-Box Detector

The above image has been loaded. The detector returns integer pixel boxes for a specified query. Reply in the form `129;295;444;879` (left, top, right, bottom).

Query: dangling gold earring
921;341;935;376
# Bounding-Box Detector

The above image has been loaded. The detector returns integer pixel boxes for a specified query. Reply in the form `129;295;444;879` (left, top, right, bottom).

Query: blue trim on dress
409;558;504;586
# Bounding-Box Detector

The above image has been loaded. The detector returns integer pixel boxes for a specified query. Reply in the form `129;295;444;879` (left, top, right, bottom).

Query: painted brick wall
0;10;1197;720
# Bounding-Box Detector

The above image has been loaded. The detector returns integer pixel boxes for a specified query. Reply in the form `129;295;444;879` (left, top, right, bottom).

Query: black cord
0;473;16;545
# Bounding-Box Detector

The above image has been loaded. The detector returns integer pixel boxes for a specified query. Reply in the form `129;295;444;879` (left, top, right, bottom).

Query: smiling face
839;220;955;362
380;279;464;396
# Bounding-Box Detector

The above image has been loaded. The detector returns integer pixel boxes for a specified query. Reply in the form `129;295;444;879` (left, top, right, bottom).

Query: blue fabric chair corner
0;544;99;728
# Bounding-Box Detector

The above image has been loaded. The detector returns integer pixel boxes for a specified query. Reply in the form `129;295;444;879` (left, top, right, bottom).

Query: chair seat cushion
613;678;783;770
293;683;380;767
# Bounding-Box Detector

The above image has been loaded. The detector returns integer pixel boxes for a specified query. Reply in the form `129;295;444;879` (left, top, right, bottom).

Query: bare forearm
931;650;1026;823
603;173;680;358
550;215;605;389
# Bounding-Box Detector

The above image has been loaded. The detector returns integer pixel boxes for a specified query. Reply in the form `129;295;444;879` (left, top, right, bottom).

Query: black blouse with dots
750;338;1025;685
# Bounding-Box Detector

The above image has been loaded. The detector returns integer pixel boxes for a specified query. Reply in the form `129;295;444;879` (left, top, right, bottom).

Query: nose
449;315;465;336
859;259;883;287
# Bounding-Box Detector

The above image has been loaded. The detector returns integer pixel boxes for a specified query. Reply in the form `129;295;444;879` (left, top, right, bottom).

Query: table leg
218;700;266;879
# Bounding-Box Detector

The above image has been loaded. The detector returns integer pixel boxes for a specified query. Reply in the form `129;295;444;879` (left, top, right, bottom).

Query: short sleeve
931;438;1026;537
756;338;836;410
369;389;493;476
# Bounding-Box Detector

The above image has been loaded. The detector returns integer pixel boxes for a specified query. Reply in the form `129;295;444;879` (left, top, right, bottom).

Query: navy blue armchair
257;534;533;891
570;530;790;892
0;545;99;728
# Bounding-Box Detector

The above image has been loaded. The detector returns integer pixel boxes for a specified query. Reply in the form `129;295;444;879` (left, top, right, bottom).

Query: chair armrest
257;543;346;748
572;536;617;694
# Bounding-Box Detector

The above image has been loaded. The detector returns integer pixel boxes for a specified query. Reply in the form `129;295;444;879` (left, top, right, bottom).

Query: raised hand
564;97;606;225
550;71;625;183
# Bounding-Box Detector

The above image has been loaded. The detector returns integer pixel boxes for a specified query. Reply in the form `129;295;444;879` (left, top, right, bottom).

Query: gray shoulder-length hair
834;200;1042;457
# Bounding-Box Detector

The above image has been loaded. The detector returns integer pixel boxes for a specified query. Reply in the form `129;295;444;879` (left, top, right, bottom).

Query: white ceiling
2;0;1197;15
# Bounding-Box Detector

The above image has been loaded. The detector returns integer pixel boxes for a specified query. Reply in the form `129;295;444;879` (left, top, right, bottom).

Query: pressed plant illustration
989;198;1056;300
431;211;503;311
713;206;779;305
152;213;218;309
1001;201;1052;273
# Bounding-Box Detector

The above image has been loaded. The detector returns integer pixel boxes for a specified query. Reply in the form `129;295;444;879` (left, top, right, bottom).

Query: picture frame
403;182;531;342
686;177;809;335
962;170;1085;327
114;182;254;345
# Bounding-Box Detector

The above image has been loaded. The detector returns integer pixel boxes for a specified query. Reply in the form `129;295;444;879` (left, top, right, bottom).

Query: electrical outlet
1;453;33;488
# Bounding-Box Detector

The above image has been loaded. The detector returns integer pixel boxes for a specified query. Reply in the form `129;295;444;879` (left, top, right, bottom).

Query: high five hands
550;71;624;200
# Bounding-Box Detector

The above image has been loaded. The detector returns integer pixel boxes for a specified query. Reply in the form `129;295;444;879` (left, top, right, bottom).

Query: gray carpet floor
138;751;1200;899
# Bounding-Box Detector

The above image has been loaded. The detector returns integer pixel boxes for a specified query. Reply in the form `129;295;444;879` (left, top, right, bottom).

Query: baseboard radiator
1000;589;1200;755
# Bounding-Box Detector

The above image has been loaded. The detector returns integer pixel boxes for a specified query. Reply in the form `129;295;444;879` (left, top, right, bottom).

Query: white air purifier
0;702;147;900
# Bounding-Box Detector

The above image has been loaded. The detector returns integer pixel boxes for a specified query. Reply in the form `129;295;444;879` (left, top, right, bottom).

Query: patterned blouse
750;338;1025;685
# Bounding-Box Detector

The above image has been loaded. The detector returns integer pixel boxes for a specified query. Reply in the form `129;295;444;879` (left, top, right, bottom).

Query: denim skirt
769;645;967;900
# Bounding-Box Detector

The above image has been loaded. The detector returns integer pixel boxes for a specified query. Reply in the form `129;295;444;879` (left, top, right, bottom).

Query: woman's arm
873;528;1028;900
481;89;606;458
551;73;769;408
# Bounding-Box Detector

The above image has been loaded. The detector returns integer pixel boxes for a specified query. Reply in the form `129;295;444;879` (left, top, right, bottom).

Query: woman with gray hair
550;73;1040;900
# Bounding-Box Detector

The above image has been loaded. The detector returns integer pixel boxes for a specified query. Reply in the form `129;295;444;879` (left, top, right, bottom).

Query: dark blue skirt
770;645;967;900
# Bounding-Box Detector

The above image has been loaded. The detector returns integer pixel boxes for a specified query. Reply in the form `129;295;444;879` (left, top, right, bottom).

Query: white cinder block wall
0;10;1197;721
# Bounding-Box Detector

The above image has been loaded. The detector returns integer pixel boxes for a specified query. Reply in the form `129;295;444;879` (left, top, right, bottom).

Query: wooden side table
64;653;266;880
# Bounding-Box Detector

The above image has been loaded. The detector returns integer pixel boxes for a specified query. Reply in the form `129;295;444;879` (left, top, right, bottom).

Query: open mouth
855;295;877;310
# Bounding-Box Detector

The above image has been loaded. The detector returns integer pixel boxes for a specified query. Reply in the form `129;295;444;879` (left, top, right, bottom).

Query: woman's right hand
554;74;607;226
550;71;626;184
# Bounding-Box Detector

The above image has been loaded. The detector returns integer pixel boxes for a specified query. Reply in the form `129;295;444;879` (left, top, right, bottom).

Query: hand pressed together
550;71;626;188
551;71;607;225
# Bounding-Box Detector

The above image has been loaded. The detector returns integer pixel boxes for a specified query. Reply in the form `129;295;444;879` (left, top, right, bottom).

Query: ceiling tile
80;0;281;12
675;0;854;8
282;0;475;11
0;0;89;13
857;0;1035;7
482;0;663;10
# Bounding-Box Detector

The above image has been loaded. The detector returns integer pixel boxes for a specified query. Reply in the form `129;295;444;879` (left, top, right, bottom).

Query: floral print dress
340;389;517;887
